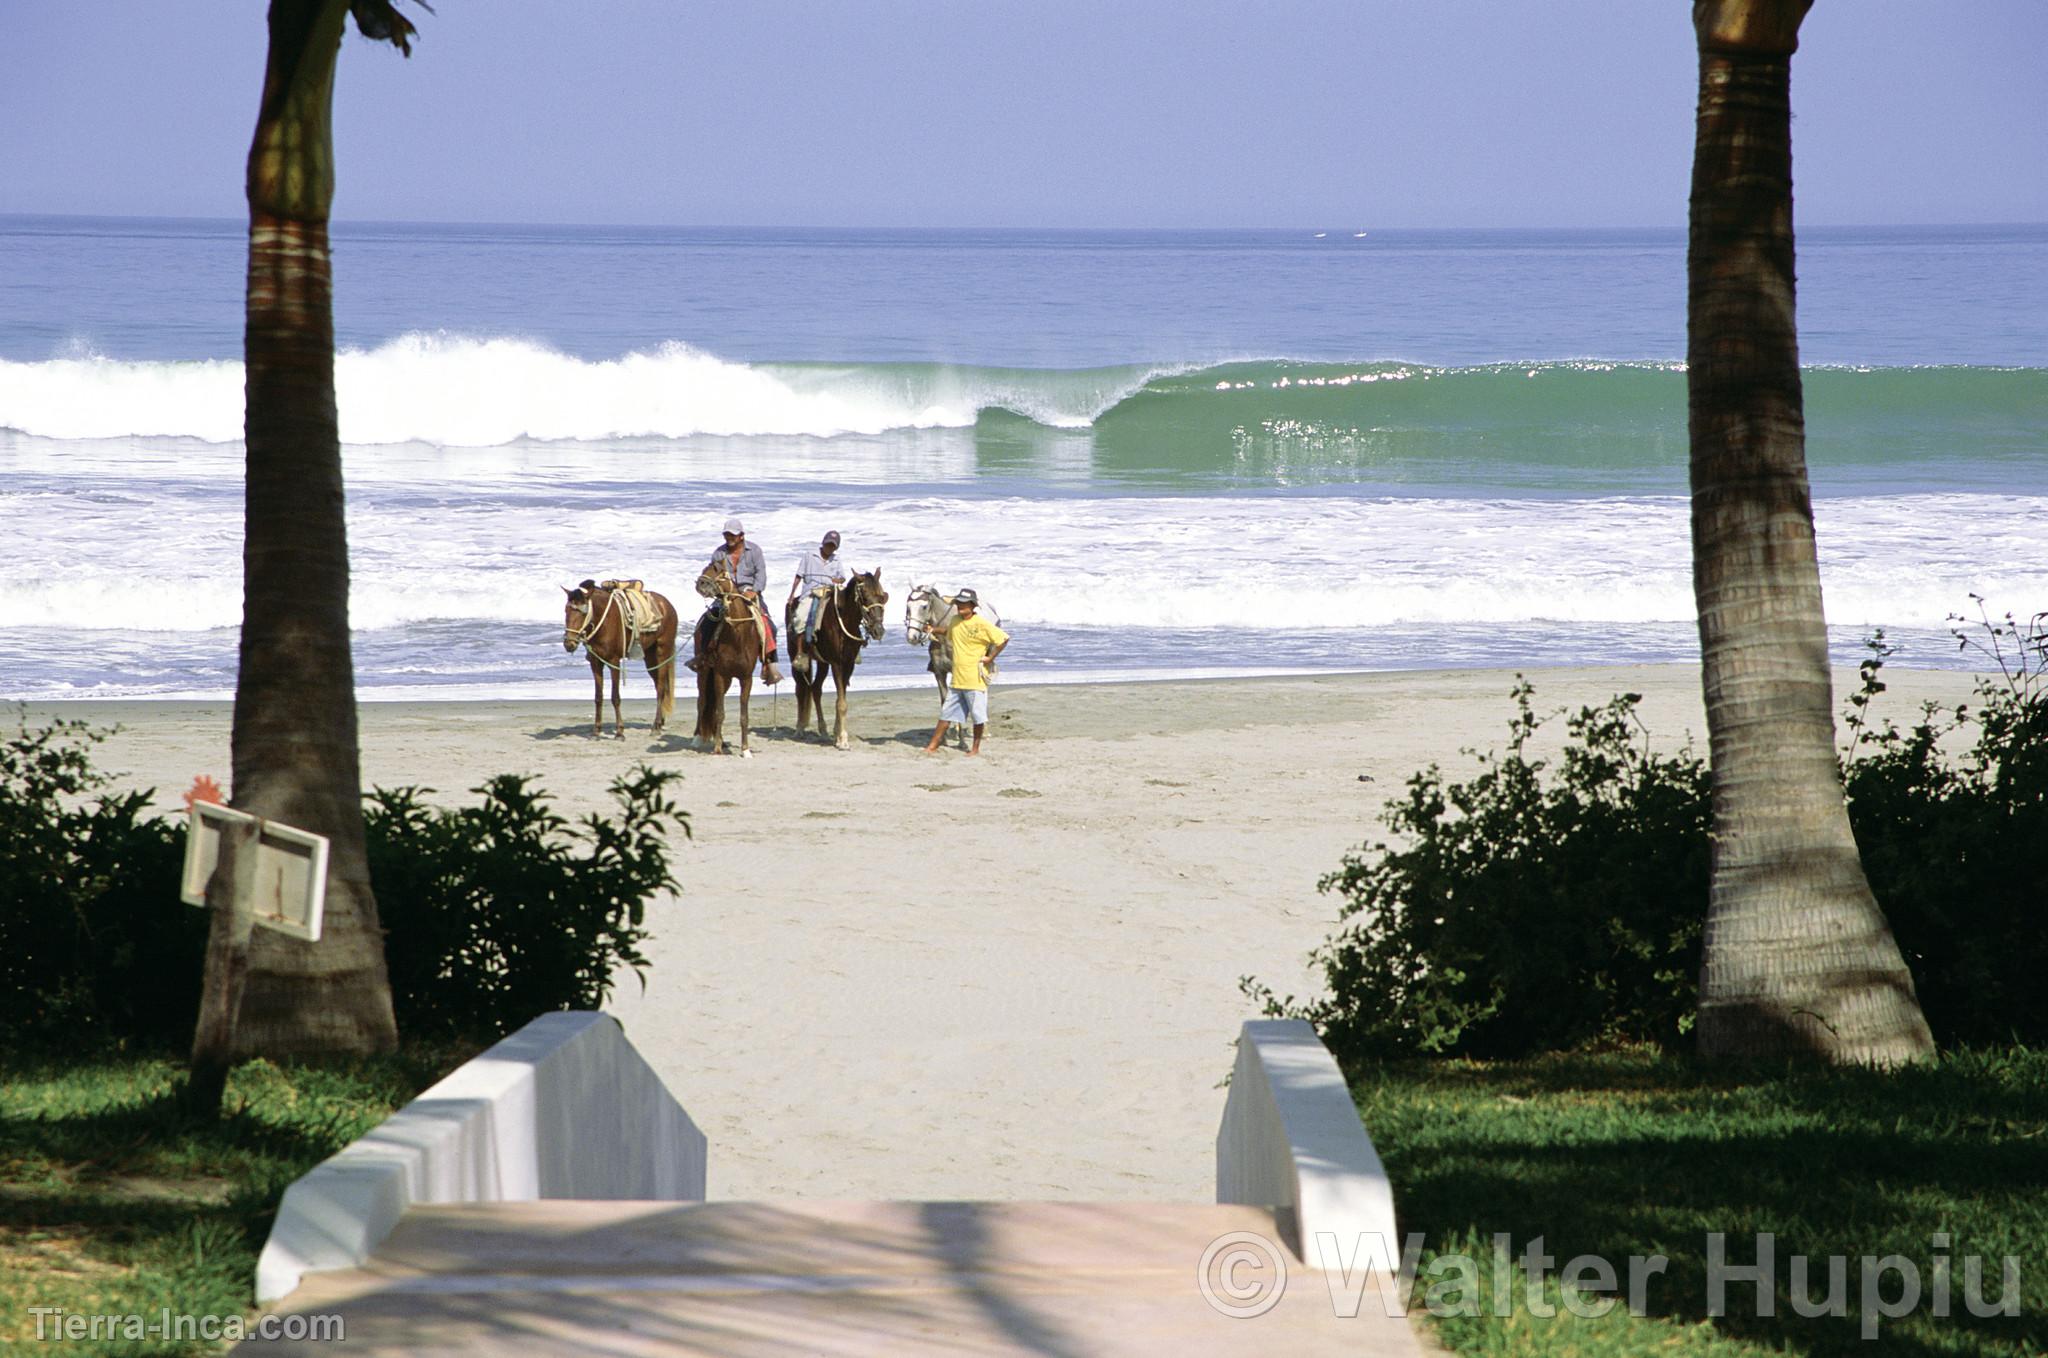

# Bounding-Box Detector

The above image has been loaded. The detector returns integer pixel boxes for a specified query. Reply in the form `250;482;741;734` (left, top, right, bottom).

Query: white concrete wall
256;1011;706;1301
1216;1018;1399;1272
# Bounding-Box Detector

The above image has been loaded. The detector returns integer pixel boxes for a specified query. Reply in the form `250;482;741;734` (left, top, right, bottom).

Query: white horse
904;584;999;749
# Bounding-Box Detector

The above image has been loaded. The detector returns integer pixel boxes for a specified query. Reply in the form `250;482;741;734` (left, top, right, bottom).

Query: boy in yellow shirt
922;589;1009;756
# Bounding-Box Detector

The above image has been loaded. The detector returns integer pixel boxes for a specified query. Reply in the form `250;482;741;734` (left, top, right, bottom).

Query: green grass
1354;1048;2046;1356
0;1044;468;1356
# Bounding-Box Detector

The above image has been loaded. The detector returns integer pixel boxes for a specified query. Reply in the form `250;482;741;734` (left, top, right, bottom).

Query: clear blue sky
4;1;2043;229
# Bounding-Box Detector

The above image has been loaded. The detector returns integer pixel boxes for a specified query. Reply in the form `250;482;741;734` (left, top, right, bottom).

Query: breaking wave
2;338;2038;471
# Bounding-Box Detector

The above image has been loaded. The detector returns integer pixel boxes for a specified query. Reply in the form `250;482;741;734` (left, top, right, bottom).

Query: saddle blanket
599;580;666;637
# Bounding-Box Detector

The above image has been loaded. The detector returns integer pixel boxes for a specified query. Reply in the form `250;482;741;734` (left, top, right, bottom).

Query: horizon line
3;211;2045;236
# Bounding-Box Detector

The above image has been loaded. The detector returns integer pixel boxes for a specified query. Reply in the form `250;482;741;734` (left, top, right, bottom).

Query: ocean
1;217;2044;702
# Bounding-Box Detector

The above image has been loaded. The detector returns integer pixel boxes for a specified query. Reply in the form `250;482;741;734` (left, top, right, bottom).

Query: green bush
1252;607;2048;1060
0;715;197;1043
1245;683;1709;1058
1844;606;2048;1047
0;715;687;1048
368;769;687;1038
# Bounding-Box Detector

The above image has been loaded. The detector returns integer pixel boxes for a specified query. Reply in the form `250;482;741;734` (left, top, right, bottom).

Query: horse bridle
832;578;887;643
905;585;946;644
564;588;617;650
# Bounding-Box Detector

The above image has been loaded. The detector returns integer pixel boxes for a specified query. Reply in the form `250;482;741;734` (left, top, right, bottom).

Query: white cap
723;517;745;534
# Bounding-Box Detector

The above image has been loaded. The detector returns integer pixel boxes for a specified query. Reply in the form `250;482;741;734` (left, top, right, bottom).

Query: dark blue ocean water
5;218;2045;368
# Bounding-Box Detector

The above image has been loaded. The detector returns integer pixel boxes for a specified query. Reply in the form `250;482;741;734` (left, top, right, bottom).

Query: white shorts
941;687;989;726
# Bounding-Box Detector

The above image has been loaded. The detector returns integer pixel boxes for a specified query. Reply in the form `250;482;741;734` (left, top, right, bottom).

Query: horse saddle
599;580;665;636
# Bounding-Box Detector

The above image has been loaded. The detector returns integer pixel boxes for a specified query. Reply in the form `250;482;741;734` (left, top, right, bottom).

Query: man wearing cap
785;530;848;669
922;588;1008;756
689;517;782;686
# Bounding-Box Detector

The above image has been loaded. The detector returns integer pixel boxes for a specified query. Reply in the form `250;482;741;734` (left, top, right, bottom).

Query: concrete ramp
238;1016;1423;1354
243;1199;1421;1356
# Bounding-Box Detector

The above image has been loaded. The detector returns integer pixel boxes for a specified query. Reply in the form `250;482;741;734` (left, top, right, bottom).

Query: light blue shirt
707;540;768;595
793;549;848;593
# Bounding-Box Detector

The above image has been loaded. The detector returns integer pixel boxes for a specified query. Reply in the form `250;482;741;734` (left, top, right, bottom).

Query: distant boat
1353;231;1369;238
1313;232;1327;238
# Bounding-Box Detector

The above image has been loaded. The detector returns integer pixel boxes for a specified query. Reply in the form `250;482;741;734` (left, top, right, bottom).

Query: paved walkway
240;1200;1424;1356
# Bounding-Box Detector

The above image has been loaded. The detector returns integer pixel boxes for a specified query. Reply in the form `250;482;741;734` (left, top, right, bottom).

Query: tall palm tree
194;1;419;1082
1687;0;1932;1064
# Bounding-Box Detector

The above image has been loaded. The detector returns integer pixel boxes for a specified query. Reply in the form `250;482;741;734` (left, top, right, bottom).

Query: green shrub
1845;606;2048;1047
1245;683;1710;1059
0;714;688;1048
0;714;198;1043
367;769;687;1039
1252;604;2048;1059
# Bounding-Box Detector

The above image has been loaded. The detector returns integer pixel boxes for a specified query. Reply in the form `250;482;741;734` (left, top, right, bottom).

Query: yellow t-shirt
948;615;1009;691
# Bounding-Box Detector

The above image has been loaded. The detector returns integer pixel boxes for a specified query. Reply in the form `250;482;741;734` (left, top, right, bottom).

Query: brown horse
786;570;889;749
562;579;679;739
692;559;763;756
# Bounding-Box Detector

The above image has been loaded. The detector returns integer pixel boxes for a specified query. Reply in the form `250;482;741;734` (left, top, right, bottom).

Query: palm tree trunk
1687;0;1932;1064
202;0;398;1062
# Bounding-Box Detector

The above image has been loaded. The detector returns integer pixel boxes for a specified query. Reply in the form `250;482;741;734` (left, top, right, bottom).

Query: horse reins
714;584;759;632
829;580;886;643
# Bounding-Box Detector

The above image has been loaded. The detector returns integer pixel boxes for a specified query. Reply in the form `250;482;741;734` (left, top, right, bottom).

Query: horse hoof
740;748;754;760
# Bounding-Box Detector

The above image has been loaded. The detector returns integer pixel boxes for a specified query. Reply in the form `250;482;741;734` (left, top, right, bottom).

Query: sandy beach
48;663;1979;1204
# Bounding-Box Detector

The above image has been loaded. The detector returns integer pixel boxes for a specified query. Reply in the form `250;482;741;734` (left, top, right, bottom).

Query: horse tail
659;666;676;721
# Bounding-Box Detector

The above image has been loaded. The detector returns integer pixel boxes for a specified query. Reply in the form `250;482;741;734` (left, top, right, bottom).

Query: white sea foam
0;337;1165;446
2;478;2040;639
0;353;247;441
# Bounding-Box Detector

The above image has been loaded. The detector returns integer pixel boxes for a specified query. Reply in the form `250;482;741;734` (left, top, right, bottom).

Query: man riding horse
687;517;782;687
785;529;848;669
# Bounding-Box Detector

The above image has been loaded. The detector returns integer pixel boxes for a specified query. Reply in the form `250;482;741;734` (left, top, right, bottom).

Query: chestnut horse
787;570;889;749
692;558;763;756
561;579;678;739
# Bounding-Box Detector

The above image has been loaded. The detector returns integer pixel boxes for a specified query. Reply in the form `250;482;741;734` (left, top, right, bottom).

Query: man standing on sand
923;588;1008;756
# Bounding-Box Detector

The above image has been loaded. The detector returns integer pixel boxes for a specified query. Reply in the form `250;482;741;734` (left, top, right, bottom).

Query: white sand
56;663;1977;1203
